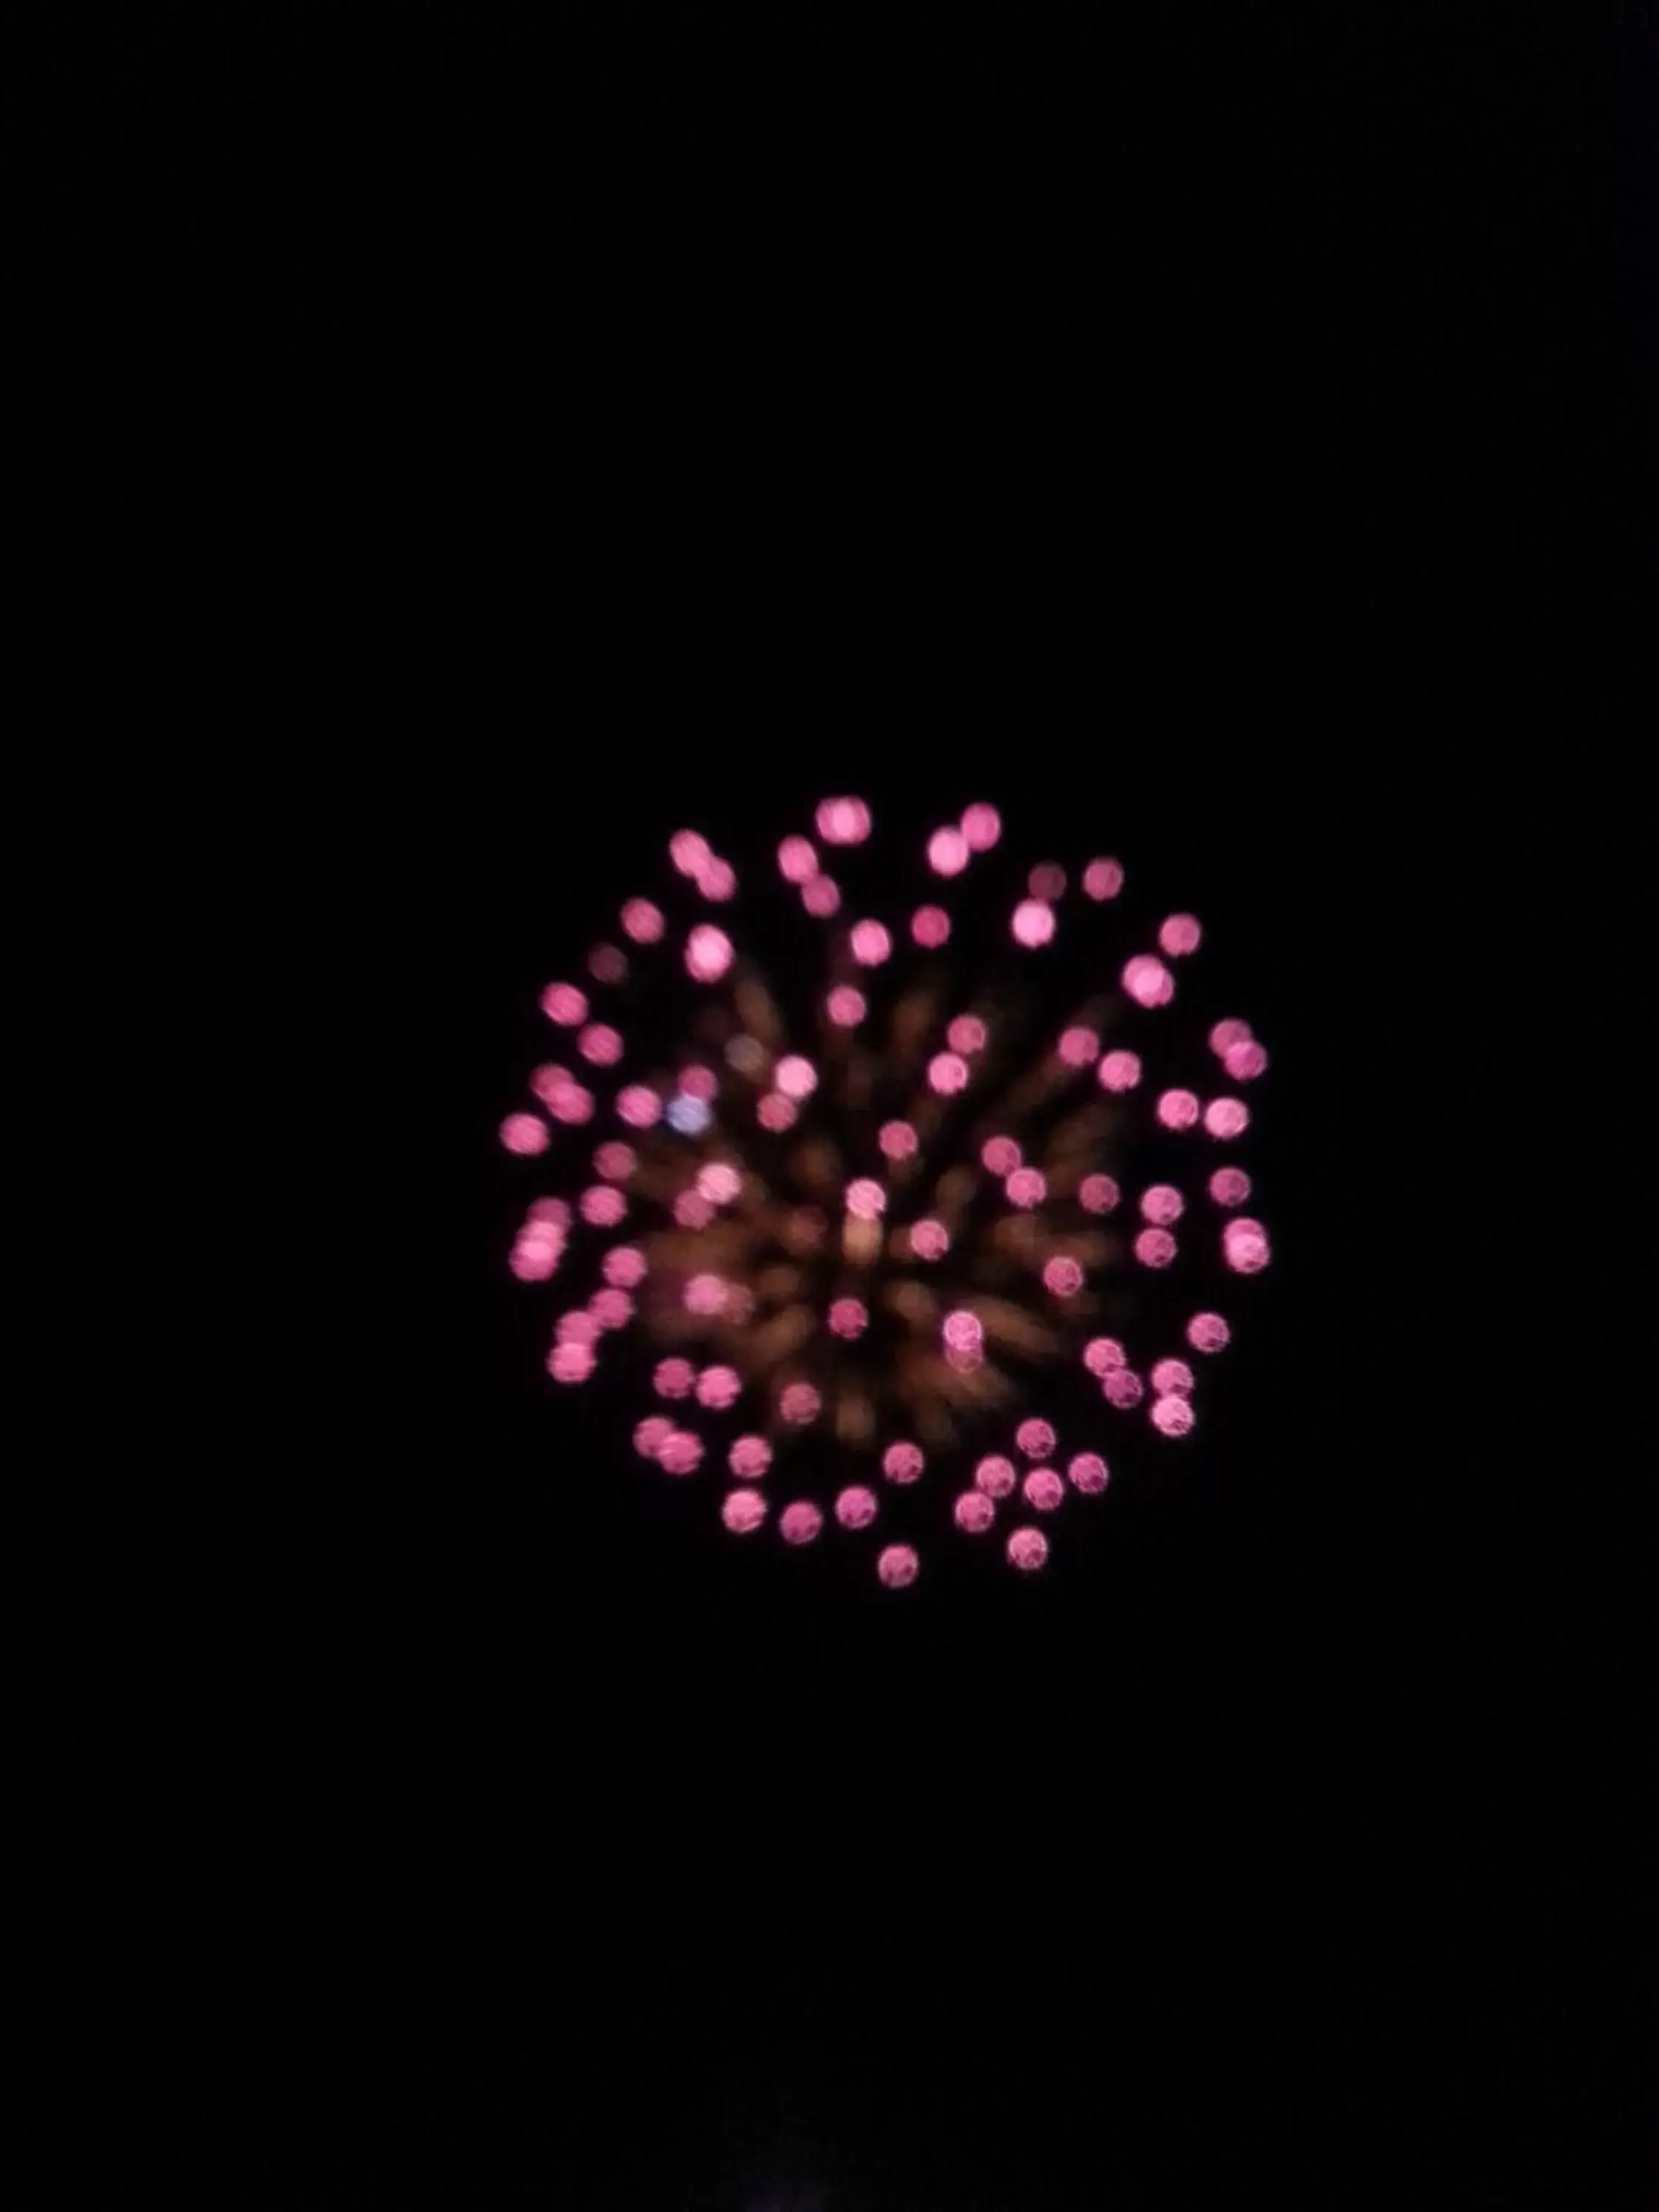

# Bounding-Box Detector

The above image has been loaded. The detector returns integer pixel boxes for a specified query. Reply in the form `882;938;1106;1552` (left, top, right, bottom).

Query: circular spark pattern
504;796;1273;1587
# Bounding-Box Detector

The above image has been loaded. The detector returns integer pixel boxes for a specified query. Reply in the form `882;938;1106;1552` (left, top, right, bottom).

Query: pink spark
723;1489;768;1534
1188;1311;1231;1353
685;925;734;983
777;835;819;885
1156;1088;1202;1131
1151;1357;1195;1397
1098;1051;1143;1093
1079;1173;1120;1214
877;1543;919;1590
1224;1039;1270;1082
1006;1166;1046;1209
621;898;664;944
826;984;866;1027
927;826;970;877
728;1435;773;1480
549;1083;594;1126
654;1357;696;1399
948;1014;988;1055
588;1287;633;1330
1058;1026;1100;1068
580;1184;627;1228
696;856;737;902
1158;913;1203;957
851;919;892;967
1082;857;1124;900
975;1454;1017;1499
695;1364;742;1411
1123;954;1175;1008
1043;1256;1085;1297
696;1161;742;1204
673;1189;715;1229
500;1113;549;1155
1210;1018;1252;1056
594;1141;636;1181
1209;1166;1252;1207
1016;1417;1057;1460
1141;1183;1186;1225
556;1310;599;1346
578;1023;624;1066
685;1272;729;1315
669;829;712;877
548;1341;595;1385
603;1245;646;1289
835;1484;878;1530
960;802;1002;852
828;1297;868;1340
1023;1467;1065;1512
658;1430;704;1476
1222;1218;1272;1274
780;1381;822;1426
1205;1097;1251;1141
634;1416;674;1459
775;1054;818;1101
954;1491;996;1534
757;1093;797;1132
1012;899;1056;948
1135;1227;1178;1269
1152;1395;1196;1438
530;1064;574;1110
928;1051;970;1096
883;1441;925;1485
911;1217;950;1260
1103;1368;1145;1408
879;1119;919;1161
780;1500;824;1546
981;1135;1021;1175
911;904;952;948
1083;1336;1126;1377
1007;1527;1049;1572
846;1178;886;1220
815;796;872;846
1068;1452;1109;1495
588;945;627;985
616;1084;662;1128
802;874;842;919
509;1236;562;1281
540;982;588;1026
1028;861;1066;902
942;1309;984;1353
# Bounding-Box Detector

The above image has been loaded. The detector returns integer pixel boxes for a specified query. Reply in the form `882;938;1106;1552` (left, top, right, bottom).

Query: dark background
20;5;1655;2208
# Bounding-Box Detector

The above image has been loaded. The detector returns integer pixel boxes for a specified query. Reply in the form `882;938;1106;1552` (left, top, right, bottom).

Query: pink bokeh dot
1225;1039;1270;1082
960;802;1002;852
954;1490;996;1534
1210;1018;1252;1056
927;1051;970;1096
757;1093;797;1132
1023;1467;1064;1512
696;1161;742;1205
1058;1026;1100;1068
1098;1051;1143;1093
577;1023;623;1066
669;829;712;877
947;1015;988;1055
674;1189;715;1230
1123;954;1175;1009
877;1543;919;1590
594;1141;636;1181
981;1135;1020;1176
942;1309;984;1353
1152;1395;1197;1438
826;984;866;1026
1151;1357;1195;1397
695;1364;742;1410
1007;1527;1049;1572
528;1196;571;1228
1043;1255;1085;1297
911;904;952;948
882;1441;925;1485
1188;1311;1232;1353
1156;1088;1201;1131
540;983;588;1026
815;796;872;846
1068;1452;1109;1495
911;1217;950;1260
685;1272;729;1315
588;1287;633;1331
658;1430;704;1475
802;874;842;919
602;1245;646;1288
1006;1166;1047;1209
654;1357;696;1399
621;898;664;944
680;1062;720;1101
780;1380;822;1425
880;1119;919;1161
927;827;970;877
1016;1417;1057;1461
728;1434;773;1480
1028;861;1067;902
945;1338;986;1373
975;1454;1017;1499
531;1064;574;1110
1205;1096;1251;1140
557;1310;599;1346
1158;913;1203;958
580;1183;627;1228
1103;1367;1146;1408
775;1054;818;1100
588;945;628;985
500;1113;549;1155
1079;1173;1120;1215
509;1236;562;1282
835;1484;878;1530
548;1341;595;1384
846;1177;886;1220
1082;858;1125;901
1083;1335;1126;1377
851;919;892;967
828;1297;868;1340
779;1500;824;1546
1222;1218;1272;1274
1135;1227;1178;1269
1141;1183;1186;1225
634;1416;674;1458
1012;899;1056;948
1209;1166;1252;1207
550;1083;595;1126
696;856;737;902
616;1084;662;1128
685;924;734;982
777;835;819;885
723;1489;768;1534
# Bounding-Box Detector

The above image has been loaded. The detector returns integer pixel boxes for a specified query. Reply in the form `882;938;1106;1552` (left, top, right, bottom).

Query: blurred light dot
1043;1255;1085;1296
616;1085;662;1128
1141;1183;1186;1225
509;1237;561;1281
1029;862;1067;901
835;1484;878;1529
1098;1051;1142;1093
1024;1467;1064;1512
911;904;952;947
540;983;588;1026
528;1197;571;1228
928;1051;970;1096
550;1084;595;1126
594;1141;636;1181
781;1381;822;1425
1210;1018;1252;1055
1222;1218;1272;1274
1156;1088;1201;1130
580;1184;627;1228
960;802;1002;852
1058;1026;1100;1068
723;1489;768;1534
588;1287;633;1330
682;1062;720;1101
851;919;892;966
1006;1166;1047;1208
621;898;664;944
1152;1395;1196;1438
829;1297;868;1339
654;1357;695;1399
775;1054;818;1100
696;1364;742;1410
667;1093;713;1135
603;1245;646;1288
1015;1418;1057;1460
1158;913;1203;957
981;1135;1020;1175
673;1189;715;1229
697;1161;742;1204
1151;1357;1195;1396
955;1490;996;1534
1188;1311;1231;1353
548;1342;595;1384
659;1430;704;1475
685;1272;729;1315
1205;1097;1251;1140
1012;900;1056;948
1135;1227;1178;1269
802;874;842;918
911;1217;950;1260
556;1310;600;1346
778;835;819;884
1082;858;1124;900
846;1177;886;1220
780;1500;824;1545
948;1014;988;1054
942;1310;984;1353
877;1544;920;1589
500;1113;549;1155
883;1441;925;1484
928;827;970;877
728;1435;773;1480
1209;1166;1252;1207
1083;1335;1126;1376
634;1416;674;1458
1225;1039;1270;1082
758;1092;797;1132
945;1338;986;1373
975;1454;1017;1499
1079;1173;1120;1214
588;945;627;985
1103;1368;1146;1408
1007;1527;1049;1571
577;1023;624;1068
879;1119;918;1161
1123;954;1175;1008
1068;1452;1109;1495
696;857;737;902
816;796;872;846
685;925;734;983
530;1065;574;1109
669;830;712;876
827;984;866;1026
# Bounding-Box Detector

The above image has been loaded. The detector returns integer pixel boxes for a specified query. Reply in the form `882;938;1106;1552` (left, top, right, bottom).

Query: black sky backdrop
18;5;1656;2209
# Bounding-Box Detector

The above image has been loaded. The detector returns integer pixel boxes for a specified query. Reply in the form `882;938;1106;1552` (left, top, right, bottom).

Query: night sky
21;7;1654;2209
